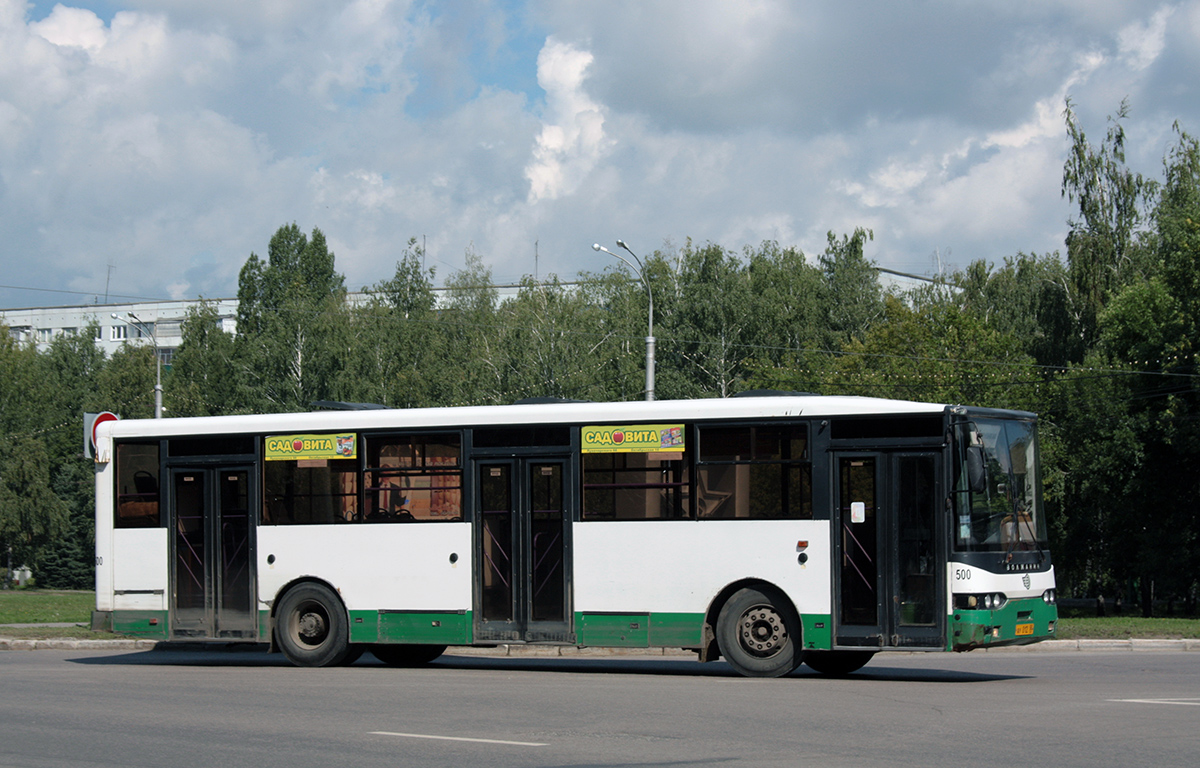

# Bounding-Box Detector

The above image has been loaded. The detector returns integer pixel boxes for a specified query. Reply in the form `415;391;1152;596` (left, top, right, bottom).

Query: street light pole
112;312;163;418
593;241;655;401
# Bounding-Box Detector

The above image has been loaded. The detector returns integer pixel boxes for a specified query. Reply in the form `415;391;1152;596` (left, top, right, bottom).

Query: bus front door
834;453;944;649
170;466;257;639
474;459;572;644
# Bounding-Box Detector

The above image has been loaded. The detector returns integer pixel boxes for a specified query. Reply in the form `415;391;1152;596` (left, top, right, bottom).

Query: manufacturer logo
1022;574;1031;589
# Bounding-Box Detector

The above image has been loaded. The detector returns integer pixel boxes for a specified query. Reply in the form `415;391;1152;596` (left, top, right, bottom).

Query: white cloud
1;1;1198;308
1117;4;1172;71
524;37;609;202
31;4;108;50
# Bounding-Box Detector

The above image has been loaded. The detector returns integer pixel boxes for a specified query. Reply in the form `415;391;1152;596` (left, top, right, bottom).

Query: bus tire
371;644;447;667
804;650;874;676
716;587;802;678
275;583;351;667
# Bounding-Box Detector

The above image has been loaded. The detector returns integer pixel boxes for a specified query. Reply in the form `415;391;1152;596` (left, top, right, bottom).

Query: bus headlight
954;593;1008;611
1042;589;1056;605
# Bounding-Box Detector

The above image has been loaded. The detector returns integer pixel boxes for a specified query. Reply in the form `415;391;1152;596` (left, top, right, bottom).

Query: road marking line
1109;698;1200;706
370;731;548;747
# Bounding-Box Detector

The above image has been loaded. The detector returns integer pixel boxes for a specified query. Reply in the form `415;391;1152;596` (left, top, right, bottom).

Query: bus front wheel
716;587;802;678
275;583;352;667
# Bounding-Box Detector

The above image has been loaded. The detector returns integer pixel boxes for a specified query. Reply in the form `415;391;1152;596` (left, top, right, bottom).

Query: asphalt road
1;647;1197;768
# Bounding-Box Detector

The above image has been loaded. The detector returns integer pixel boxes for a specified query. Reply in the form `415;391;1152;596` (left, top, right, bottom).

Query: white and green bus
92;393;1057;677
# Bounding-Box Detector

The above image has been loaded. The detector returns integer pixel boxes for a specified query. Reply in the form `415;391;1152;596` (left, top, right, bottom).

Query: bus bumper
950;597;1058;651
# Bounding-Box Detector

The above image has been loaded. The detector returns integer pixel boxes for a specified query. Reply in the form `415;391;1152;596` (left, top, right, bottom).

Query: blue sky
2;1;1198;308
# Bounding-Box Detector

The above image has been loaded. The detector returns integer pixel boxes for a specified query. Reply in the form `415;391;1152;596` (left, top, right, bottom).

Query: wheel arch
266;576;348;653
701;578;801;662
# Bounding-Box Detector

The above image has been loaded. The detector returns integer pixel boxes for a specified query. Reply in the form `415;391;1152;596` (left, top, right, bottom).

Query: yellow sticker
265;433;356;461
581;424;685;453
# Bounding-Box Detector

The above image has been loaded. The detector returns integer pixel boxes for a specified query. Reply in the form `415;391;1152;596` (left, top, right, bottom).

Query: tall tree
337;239;446;408
0;436;70;572
1061;99;1159;348
235;224;348;411
819;228;882;348
169;301;244;416
440;248;502;404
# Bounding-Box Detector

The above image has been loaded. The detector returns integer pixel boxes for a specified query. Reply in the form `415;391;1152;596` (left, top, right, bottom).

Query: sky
1;0;1198;308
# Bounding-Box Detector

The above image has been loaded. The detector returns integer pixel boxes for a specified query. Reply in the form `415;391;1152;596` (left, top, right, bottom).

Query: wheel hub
739;606;786;657
297;610;327;644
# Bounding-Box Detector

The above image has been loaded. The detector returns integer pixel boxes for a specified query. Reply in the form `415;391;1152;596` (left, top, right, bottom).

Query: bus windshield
953;417;1047;552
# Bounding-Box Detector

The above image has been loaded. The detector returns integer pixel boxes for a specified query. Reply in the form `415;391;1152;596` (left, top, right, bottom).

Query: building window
110;325;127;341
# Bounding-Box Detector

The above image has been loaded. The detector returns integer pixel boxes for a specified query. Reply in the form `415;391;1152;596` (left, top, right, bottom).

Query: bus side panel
573;520;831;647
110;528;169;637
257;523;473;644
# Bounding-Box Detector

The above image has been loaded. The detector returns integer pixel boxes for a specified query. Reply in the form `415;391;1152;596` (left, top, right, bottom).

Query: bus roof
95;394;958;445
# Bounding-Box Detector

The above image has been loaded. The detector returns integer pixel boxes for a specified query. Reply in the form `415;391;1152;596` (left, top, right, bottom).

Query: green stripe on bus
112;610;169;640
576;612;705;647
800;614;832;650
349;610;472;645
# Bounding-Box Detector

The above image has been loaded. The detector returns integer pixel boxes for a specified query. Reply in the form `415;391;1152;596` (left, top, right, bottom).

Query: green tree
493;275;610;402
0;436;71;572
819;228;882;348
97;344;159;420
953;253;1079;366
337;239;447;408
235;224;348;410
440;248;502;404
668;241;755;398
1061;99;1159;348
169;301;244;416
826;296;1034;408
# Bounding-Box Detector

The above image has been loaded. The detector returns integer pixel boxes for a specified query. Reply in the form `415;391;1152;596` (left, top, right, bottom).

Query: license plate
1015;623;1034;636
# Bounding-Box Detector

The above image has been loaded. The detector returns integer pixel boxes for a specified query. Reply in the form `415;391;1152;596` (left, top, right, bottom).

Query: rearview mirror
967;445;987;494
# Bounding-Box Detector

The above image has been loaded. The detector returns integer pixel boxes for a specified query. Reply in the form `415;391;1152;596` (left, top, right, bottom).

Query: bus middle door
474;458;573;644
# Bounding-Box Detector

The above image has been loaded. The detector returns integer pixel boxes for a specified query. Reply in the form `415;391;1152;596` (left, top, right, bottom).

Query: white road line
369;731;548;747
1108;698;1200;706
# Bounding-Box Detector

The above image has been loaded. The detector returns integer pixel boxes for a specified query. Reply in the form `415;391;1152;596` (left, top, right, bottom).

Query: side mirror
967;446;987;494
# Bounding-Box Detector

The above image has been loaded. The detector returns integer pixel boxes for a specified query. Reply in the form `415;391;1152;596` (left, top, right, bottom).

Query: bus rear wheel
716;587;802;678
804;650;874;676
371;644;447;667
275;583;351;667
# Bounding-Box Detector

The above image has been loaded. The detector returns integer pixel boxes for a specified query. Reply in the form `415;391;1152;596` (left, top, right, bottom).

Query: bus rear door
170;466;257;639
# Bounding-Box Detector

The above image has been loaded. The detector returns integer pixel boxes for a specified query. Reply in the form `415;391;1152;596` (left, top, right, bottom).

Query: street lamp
593;240;655;401
112;312;163;418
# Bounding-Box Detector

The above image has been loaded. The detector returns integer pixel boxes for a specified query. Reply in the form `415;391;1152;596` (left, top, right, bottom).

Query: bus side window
115;442;160;528
696;424;812;520
263;458;358;525
581;452;690;520
364;434;463;522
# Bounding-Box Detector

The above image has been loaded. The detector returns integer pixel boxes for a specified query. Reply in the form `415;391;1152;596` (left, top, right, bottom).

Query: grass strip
0;590;94;624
